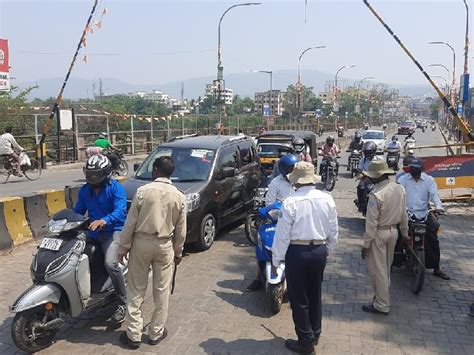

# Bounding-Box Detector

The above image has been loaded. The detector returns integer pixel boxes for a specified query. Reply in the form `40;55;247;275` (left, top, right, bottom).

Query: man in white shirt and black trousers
272;162;338;354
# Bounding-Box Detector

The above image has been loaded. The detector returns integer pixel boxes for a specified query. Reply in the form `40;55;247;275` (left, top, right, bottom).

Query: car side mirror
218;167;236;180
133;163;141;172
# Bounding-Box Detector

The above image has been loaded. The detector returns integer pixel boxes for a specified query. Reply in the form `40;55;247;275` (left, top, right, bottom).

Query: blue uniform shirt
73;179;127;239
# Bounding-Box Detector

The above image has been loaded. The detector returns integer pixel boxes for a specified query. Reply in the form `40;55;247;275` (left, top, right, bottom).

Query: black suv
123;135;263;251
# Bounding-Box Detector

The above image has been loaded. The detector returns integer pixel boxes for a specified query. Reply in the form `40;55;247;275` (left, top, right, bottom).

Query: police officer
272;162;338;353
360;160;409;315
118;156;186;349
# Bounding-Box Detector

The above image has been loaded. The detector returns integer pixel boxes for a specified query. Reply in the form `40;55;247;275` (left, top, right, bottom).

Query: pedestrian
360;160;409;315
272;162;338;354
117;156;186;349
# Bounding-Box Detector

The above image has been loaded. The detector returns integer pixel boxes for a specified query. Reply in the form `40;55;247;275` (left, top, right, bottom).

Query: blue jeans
99;232;127;305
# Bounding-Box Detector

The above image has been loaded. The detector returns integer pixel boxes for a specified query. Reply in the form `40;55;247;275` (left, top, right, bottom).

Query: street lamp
428;41;457;105
217;2;261;129
249;70;273;116
334;64;356;112
356;76;375;114
462;0;469;75
429;64;450;83
432;75;448;87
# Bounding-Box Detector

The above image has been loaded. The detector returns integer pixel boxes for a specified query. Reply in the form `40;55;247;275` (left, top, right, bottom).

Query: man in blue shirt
74;155;128;322
398;158;450;280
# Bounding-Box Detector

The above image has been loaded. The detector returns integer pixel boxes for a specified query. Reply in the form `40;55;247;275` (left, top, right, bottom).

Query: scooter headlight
48;219;67;234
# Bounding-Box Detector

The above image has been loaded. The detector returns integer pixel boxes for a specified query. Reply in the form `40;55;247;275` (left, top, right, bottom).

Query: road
0;128;472;354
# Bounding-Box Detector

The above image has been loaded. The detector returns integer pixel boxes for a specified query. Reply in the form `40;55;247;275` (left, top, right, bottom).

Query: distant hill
17;70;434;101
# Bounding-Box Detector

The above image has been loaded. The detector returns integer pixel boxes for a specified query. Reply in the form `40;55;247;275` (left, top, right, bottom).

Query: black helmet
326;135;335;145
84;155;112;186
392;135;398;141
362;141;377;157
293;138;305;153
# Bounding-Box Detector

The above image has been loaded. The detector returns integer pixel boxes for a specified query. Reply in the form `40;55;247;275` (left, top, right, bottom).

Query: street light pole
429;64;450;83
250;70;273;118
334;64;356;112
428;41;457;106
356;76;375;116
462;0;469;75
217;2;261;131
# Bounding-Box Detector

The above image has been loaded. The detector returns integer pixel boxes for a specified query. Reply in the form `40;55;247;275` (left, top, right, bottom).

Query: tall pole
429;42;457;106
429;64;450;83
334;65;356;113
356;76;375;117
217;2;261;131
462;0;470;123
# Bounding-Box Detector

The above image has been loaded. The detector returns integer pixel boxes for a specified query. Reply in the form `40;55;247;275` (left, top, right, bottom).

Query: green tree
228;95;254;116
283;84;319;116
0;86;37;133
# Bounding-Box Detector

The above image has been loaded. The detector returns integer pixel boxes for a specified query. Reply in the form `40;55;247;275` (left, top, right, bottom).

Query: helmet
392;135;398;141
362;141;377;158
326;135;335;145
278;144;293;157
84;155;112;186
99;132;108;139
293;138;305;153
278;154;298;176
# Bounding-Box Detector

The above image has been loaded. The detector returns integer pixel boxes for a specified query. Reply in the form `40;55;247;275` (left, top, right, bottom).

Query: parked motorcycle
320;156;339;191
385;148;400;171
347;150;361;178
1;151;42;183
256;202;286;314
10;209;127;353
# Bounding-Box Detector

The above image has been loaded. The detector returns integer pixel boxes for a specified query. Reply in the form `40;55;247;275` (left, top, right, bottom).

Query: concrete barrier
0;202;13;249
23;194;49;238
0;197;33;248
43;190;67;216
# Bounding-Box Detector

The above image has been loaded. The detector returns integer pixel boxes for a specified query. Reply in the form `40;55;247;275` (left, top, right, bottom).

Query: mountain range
17;69;434;101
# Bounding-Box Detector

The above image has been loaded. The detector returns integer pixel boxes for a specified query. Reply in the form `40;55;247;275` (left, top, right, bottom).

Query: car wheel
195;213;216;251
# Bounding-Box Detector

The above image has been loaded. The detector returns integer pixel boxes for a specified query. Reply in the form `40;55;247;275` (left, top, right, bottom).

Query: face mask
410;168;422;179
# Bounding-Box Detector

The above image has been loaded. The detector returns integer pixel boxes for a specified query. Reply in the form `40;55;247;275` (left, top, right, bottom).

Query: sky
0;0;471;89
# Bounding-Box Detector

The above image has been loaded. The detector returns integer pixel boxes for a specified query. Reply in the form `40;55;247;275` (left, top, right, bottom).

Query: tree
228;95;254;115
0;86;37;133
283;84;319;116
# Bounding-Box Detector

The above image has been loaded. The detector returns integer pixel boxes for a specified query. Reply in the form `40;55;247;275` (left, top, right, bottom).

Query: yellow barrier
43;190;67;216
0;197;33;246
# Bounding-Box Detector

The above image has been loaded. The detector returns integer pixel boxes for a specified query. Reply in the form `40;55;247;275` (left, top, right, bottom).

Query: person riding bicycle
293;138;312;163
320;135;340;176
73;155;128;323
0;126;24;177
347;132;363;170
95;133;120;170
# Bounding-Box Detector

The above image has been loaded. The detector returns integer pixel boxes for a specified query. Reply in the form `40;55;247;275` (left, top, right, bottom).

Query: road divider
0;177;129;250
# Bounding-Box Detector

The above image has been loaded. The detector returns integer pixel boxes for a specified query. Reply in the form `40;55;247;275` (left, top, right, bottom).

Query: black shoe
111;304;126;323
433;269;450;280
119;332;140;350
285;339;315;354
361;303;389;315
469;303;474;317
245;279;263;292
149;327;168;345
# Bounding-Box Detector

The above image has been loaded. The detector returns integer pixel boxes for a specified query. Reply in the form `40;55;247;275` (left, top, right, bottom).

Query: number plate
39;238;63;251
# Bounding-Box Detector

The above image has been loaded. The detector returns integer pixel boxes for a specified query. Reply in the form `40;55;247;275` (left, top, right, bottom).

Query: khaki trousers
125;234;174;342
367;230;398;313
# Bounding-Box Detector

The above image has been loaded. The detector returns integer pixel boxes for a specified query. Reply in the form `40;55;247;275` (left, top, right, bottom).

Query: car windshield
401;121;414;126
136;147;216;182
363;131;384;140
257;143;288;157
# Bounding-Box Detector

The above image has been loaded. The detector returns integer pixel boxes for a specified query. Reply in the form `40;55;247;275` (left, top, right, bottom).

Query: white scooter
404;136;416;155
10;209;127;353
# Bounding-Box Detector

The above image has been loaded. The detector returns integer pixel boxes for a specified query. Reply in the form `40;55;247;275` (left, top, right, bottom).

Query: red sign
421;155;474;189
0;39;10;91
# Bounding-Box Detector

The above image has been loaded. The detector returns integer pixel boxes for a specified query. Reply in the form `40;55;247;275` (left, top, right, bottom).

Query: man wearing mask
293;138;312;163
398;158;449;280
74;155;127;323
347;132;363;170
270;144;293;179
320;135;340;176
361;161;409;314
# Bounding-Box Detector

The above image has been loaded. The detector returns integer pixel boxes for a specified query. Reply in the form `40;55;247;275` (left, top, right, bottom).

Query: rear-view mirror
221;167;236;179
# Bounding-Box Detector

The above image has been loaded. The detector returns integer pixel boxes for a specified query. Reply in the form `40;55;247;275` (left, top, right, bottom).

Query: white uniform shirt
265;175;294;205
398;172;443;219
271;186;338;267
358;155;383;171
0;133;23;155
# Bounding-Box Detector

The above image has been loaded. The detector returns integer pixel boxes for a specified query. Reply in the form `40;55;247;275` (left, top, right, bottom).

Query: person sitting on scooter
347;132;363;170
74;155;128;323
356;141;383;211
270;144;294;179
385;135;402;151
0;126;24;177
398;158;450;280
246;154;298;292
293;138;312;163
95;133;120;171
320;135;340;176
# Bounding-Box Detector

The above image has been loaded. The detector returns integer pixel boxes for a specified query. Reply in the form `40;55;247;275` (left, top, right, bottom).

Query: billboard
0;39;10;91
421;155;474;189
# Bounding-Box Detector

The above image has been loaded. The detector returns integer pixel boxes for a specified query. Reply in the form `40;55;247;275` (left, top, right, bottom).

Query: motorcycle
320;156;339;191
10;209;127;353
421;126;426;133
1;151;42;183
347;149;361;178
431;125;436;131
112;150;129;177
354;180;374;217
245;185;269;245
256;202;286;314
385;148;400;171
404;137;416;155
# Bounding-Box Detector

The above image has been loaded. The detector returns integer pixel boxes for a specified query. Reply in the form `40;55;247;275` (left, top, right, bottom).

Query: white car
362;130;386;155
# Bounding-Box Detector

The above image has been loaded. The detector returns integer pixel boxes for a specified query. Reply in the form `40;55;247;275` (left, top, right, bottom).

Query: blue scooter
256;202;287;314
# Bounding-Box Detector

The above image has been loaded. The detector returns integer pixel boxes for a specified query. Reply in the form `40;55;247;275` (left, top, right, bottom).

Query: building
254;90;285;116
318;91;335;105
205;80;234;105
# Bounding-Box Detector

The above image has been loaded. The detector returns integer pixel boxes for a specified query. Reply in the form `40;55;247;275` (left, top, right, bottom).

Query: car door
213;144;243;219
238;140;262;208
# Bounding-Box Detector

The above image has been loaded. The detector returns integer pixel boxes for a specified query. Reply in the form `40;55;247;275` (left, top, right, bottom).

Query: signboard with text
421;155;474;189
0;39;10;91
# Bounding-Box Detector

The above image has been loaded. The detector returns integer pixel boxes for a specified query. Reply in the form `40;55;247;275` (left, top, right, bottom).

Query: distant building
205;80;233;105
318;91;335;105
254;90;285;116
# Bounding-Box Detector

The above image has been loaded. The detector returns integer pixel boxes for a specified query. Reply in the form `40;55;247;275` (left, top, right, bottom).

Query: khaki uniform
363;179;408;313
118;177;186;342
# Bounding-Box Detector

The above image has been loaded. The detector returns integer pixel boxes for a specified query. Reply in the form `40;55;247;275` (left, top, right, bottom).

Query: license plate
39;238;63;251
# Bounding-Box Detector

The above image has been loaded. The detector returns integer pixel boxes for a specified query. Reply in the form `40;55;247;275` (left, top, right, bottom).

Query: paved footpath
0;189;472;354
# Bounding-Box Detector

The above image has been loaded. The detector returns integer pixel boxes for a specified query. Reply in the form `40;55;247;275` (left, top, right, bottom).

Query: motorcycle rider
385;135;402;166
356;141;383;211
246;154;298;292
347;132;363;171
73;155;128;322
0;126;24;177
320;135;340;176
95;133;120;171
398;158;450;280
395;154;415;183
270;144;293;179
293;138;312;162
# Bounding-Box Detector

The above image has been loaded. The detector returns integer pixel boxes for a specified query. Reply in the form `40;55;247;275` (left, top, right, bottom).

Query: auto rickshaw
256;130;318;176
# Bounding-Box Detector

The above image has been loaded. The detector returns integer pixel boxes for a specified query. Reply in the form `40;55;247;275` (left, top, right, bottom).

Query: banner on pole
421;155;474;189
0;39;10;91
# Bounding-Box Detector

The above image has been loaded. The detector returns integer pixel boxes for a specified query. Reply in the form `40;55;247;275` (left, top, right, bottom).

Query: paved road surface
0;127;472;354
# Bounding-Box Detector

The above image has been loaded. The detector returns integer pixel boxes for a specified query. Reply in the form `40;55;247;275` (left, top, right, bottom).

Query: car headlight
186;193;200;213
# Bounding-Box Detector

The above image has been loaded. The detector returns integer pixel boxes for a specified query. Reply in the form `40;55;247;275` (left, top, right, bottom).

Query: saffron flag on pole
0;39;10;91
